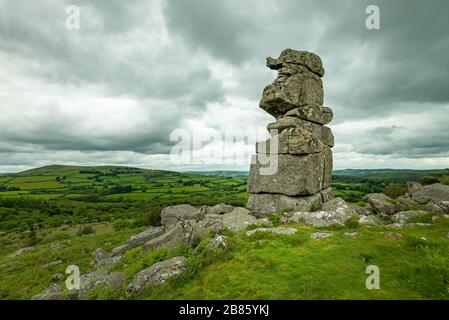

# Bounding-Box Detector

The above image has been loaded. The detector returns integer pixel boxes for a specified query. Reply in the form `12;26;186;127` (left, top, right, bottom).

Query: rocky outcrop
246;227;297;236
207;235;228;252
78;271;126;299
280;198;355;227
363;193;396;215
143;222;198;252
391;210;429;224
161;204;203;227
397;182;449;213
200;204;235;215
311;232;333;240
31;283;61;300
247;49;334;216
125;256;188;297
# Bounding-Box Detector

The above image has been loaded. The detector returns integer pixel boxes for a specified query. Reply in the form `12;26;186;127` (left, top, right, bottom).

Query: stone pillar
247;49;334;217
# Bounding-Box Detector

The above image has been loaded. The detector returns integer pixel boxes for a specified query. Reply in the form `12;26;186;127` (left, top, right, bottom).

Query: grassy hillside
0;165;448;300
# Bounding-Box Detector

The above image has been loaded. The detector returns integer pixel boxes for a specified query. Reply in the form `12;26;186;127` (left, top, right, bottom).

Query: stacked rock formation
247;49;334;216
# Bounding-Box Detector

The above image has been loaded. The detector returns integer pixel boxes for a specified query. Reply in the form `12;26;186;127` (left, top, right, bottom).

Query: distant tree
383;184;407;198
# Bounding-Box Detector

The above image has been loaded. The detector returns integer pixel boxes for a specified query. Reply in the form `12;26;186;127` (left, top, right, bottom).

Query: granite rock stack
247;49;334;217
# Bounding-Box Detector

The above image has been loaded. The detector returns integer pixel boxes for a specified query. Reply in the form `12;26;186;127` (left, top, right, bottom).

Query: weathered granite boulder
396;182;449;213
125;256;188;297
248;151;332;196
247;192;322;217
127;226;165;248
91;248;111;267
358;215;380;226
311;232;332;240
246;227;297;236
391;210;429;224
9;246;34;258
281;209;354;227
160;204;203;227
200;204;235;215
364;193;397;215
267;117;334;147
191;214;225;238
283;105;333;125
221;207;258;232
31;283;62;300
266;49;325;77
321;197;356;216
78;271;126;299
257;126;326;155
142;222;198;252
261;49;325;118
207;235;228;252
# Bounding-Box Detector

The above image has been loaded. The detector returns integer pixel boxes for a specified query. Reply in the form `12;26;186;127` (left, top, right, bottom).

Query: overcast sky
1;0;448;173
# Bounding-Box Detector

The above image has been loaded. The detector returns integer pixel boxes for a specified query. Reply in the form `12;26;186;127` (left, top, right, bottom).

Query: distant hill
187;171;249;178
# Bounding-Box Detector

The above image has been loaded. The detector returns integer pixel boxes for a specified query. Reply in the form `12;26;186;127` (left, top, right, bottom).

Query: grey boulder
283;105;333;125
160;204;203;227
125;256;188;297
364;193;397;215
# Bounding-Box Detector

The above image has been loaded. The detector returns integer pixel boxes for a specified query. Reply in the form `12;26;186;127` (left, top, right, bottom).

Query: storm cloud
0;0;448;172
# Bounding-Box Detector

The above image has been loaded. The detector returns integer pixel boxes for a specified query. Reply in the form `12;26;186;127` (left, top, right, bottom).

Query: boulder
207;235;228;252
125;257;188;297
111;244;129;257
353;205;375;216
246;192;323;217
246;227;297;236
311;232;332;240
321;197;355;216
266;117;334;147
391;210;429;224
364;193;396;215
78;271;125;299
9;246;34;258
281;209;354;228
200;204;235;215
31;283;61;300
283;105;333;125
192;214;224;238
143;222;198;252
127;226;165;248
320;187;334;204
358;215;380;226
222;207;257;232
248;151;331;196
266;48;325;77
406;182;449;203
344;231;358;237
91;248;110;266
257;127;326;156
160;204;203;227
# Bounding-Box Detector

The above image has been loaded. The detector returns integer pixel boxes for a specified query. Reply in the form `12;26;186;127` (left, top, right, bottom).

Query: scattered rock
281;211;352;228
127;226;165;248
389;232;403;240
78;271;125;299
31;283;61;300
364;193;397;215
91;248;123;271
246;227;297;237
222;207;257;232
359;215;380;226
353;205;375;216
42;260;64;268
201;204;235;215
420;237;428;241
207;235;228;252
192;214;225;238
160;204;203;227
311;232;332;240
397;182;449;213
386;223;404;229
50;242;65;250
125;256;188;297
143;222;198;252
344;231;358;237
391;210;429;224
9;246;34;258
111;244;129;257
